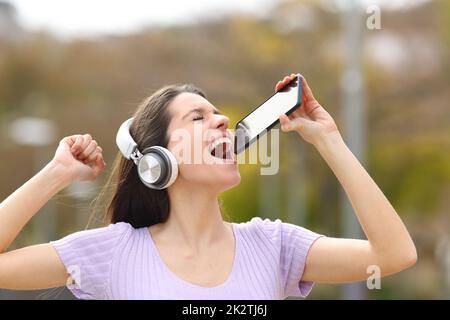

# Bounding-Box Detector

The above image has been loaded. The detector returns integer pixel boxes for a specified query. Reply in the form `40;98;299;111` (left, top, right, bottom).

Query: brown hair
91;84;206;229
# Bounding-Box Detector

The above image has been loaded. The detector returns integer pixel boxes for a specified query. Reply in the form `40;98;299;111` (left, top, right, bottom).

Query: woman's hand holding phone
276;74;340;146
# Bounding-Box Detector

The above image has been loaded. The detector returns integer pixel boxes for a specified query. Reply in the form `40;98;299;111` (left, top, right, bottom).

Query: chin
210;167;241;193
222;172;241;191
181;159;241;192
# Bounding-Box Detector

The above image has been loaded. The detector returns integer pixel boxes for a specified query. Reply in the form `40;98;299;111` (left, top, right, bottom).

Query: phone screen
234;74;302;154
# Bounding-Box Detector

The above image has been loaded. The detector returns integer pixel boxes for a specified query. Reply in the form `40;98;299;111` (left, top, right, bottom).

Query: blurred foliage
0;0;449;299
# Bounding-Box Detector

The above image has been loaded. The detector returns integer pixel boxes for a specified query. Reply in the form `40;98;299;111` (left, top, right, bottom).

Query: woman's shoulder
89;221;134;236
233;217;283;245
49;222;136;300
50;221;135;250
234;216;282;234
234;216;322;245
75;220;133;237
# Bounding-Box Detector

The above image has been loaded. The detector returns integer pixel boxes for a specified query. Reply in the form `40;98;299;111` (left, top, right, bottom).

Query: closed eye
183;106;221;121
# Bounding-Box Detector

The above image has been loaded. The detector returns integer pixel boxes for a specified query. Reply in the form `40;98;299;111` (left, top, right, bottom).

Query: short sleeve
49;222;132;299
251;217;325;298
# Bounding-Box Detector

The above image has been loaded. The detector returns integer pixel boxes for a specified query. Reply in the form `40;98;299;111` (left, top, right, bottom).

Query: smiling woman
0;74;416;299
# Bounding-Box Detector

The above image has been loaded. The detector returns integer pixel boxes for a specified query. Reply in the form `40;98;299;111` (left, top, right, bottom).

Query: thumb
279;114;312;132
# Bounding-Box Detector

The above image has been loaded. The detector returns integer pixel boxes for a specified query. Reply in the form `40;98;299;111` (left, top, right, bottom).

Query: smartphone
234;73;302;154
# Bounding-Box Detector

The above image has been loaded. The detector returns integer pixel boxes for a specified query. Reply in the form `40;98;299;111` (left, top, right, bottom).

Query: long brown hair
90;84;206;229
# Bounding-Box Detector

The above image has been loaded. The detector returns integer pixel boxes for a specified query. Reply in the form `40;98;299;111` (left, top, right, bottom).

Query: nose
211;114;230;131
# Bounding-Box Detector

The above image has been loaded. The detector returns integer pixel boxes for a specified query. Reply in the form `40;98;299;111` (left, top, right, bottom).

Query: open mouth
208;137;234;162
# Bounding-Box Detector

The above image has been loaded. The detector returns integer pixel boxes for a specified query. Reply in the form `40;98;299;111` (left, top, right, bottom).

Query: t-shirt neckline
143;222;240;290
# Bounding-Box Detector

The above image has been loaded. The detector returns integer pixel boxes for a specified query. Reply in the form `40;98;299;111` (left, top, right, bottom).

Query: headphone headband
115;117;178;189
116;118;139;161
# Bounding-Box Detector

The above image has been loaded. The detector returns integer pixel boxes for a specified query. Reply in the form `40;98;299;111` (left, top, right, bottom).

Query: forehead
168;92;215;118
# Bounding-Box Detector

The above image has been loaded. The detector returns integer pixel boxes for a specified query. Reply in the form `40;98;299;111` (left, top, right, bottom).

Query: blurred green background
0;0;449;299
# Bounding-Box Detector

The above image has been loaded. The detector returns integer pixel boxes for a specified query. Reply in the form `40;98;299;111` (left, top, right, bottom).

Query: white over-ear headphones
116;118;178;190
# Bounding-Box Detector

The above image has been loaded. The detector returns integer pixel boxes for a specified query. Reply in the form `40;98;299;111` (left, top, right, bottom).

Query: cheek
167;129;208;165
178;163;210;182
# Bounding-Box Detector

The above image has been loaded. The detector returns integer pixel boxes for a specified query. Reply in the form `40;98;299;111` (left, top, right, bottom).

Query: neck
163;179;228;250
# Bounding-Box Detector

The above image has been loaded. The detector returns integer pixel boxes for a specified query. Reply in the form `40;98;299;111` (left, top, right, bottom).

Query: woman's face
166;92;241;192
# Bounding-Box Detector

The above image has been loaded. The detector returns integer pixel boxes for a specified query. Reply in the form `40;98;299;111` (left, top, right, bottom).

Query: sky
7;0;277;38
6;0;430;38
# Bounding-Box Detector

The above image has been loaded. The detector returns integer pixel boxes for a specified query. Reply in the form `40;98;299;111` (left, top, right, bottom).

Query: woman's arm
0;134;106;289
276;74;417;283
303;131;416;283
0;161;71;253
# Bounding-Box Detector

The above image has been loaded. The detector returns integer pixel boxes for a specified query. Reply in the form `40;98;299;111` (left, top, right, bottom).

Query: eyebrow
182;107;221;120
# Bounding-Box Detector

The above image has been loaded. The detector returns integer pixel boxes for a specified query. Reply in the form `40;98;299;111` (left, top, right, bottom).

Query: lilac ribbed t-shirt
50;217;324;300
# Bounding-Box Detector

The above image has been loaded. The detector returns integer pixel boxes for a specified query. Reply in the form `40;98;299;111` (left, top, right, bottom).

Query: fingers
70;134;95;158
79;140;97;161
71;135;85;154
61;135;80;147
66;133;106;164
85;147;107;181
279;114;299;132
301;75;316;101
90;153;107;179
279;113;312;132
274;74;316;103
74;134;92;156
279;114;290;128
275;81;283;91
275;73;298;92
84;146;102;164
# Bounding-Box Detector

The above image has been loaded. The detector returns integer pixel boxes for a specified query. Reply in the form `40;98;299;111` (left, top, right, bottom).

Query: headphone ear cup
137;146;178;190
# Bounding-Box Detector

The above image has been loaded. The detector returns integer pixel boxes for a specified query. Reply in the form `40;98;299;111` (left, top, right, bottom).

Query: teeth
208;137;232;154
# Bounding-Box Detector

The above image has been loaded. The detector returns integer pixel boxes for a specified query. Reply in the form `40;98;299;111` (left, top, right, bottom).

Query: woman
0;74;417;299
